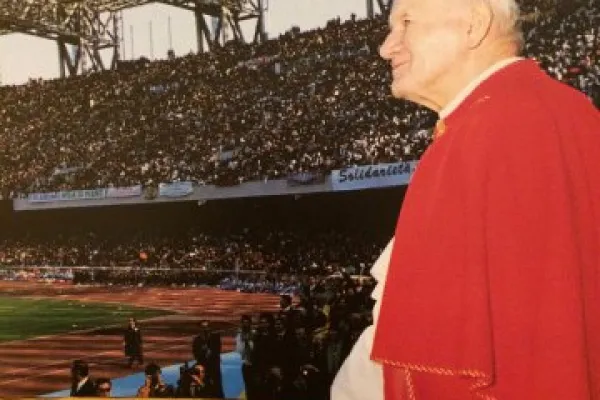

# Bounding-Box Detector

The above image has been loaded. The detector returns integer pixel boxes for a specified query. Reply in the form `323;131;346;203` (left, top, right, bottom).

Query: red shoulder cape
371;60;600;399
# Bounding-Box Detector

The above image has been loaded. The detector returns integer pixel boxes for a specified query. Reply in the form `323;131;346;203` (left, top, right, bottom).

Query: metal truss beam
0;1;89;42
366;0;393;19
85;0;259;14
162;0;266;52
57;10;121;76
0;0;265;76
0;1;121;77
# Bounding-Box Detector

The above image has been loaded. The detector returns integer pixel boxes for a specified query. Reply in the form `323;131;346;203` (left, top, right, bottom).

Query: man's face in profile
149;371;161;385
192;365;206;381
380;0;469;101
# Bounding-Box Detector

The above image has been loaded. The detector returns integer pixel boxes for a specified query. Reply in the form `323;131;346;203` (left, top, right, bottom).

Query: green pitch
0;296;171;342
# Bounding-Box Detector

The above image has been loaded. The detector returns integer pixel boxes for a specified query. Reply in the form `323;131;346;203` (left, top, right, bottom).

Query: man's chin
391;80;432;108
390;81;413;100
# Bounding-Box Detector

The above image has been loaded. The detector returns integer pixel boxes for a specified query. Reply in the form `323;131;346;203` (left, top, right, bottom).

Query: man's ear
467;0;494;48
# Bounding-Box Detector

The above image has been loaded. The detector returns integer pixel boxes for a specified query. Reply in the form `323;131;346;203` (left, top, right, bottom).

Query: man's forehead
389;0;425;25
391;0;426;14
390;0;463;18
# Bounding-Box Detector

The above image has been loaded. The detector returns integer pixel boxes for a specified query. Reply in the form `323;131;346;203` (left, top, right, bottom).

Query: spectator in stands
176;363;214;398
123;318;144;368
136;363;174;398
320;327;346;385
279;294;294;313
251;312;278;399
95;377;112;397
207;330;224;398
192;320;211;368
191;320;224;398
69;359;96;397
235;314;256;400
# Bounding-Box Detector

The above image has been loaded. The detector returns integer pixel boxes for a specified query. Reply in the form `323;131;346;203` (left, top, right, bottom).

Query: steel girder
366;0;393;19
0;0;266;76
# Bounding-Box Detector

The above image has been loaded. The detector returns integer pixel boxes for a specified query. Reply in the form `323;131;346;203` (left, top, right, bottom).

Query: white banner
331;161;417;191
106;185;142;199
158;181;193;198
52;166;81;176
28;188;107;203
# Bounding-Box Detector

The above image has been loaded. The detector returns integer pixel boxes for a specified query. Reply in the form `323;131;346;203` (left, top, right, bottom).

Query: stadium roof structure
84;0;257;13
0;0;266;77
366;0;393;20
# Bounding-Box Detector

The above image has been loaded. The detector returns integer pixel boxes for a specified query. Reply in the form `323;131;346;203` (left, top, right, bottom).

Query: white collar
76;376;89;392
438;57;523;120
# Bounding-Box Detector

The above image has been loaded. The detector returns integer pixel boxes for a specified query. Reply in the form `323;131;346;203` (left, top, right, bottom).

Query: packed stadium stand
0;188;399;277
0;0;597;198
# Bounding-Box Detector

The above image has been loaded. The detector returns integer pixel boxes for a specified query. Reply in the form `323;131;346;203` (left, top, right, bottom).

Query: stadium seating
0;1;597;198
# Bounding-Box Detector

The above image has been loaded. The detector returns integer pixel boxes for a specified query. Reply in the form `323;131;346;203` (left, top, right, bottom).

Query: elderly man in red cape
331;0;600;399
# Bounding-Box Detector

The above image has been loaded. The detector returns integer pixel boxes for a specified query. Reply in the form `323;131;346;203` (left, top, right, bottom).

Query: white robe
330;238;394;400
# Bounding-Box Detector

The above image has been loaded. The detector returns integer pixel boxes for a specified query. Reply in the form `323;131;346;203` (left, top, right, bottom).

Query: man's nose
380;34;393;60
380;30;402;60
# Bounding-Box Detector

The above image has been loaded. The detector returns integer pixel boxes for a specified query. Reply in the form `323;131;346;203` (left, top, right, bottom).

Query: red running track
0;281;279;398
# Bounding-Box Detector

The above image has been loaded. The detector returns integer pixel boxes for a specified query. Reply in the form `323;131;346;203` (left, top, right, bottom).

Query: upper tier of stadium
0;0;597;198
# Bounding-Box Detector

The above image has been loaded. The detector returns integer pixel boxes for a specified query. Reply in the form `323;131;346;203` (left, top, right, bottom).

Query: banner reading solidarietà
330;161;417;191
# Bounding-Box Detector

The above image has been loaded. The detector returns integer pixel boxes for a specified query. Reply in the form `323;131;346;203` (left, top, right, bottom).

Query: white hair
486;0;524;50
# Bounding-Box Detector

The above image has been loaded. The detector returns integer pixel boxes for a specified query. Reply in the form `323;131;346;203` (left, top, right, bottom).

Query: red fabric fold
371;60;600;399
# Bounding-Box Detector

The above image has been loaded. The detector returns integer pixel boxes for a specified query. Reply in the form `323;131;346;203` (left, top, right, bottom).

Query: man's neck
416;42;521;114
438;56;523;119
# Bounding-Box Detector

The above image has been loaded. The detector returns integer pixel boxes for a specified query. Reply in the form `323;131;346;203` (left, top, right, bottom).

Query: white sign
106;185;142;199
28;188;107;203
331;161;417;191
158;181;194;198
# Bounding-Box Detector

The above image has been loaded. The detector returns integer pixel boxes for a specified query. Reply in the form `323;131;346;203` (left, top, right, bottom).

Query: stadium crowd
0;228;381;276
233;273;373;400
0;0;597;198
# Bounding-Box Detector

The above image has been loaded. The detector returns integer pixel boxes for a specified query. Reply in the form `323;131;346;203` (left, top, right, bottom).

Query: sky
0;0;372;85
